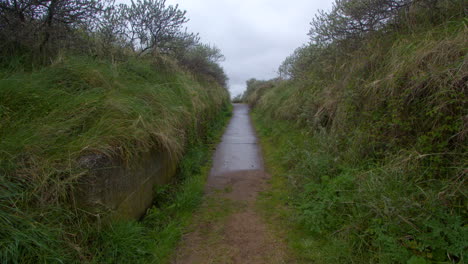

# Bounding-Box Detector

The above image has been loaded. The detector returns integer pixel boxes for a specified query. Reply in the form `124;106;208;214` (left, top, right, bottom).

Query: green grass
245;11;466;264
89;106;231;263
252;111;467;263
0;54;230;263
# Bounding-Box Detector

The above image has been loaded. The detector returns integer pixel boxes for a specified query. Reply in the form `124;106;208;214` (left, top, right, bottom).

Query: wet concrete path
210;103;263;176
172;104;289;264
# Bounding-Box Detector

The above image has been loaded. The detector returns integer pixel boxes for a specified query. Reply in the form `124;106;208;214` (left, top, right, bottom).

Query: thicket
0;0;230;262
0;0;227;86
245;0;467;263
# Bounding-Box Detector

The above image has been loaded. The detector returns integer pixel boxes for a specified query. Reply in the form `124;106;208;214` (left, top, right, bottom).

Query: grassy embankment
249;2;467;263
0;55;230;263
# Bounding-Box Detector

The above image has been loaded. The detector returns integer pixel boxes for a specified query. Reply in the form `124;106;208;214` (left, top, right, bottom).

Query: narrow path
172;104;289;264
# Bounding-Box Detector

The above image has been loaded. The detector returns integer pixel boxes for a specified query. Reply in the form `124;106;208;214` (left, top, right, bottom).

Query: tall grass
89;106;231;263
254;113;466;263
247;5;467;264
0;54;230;262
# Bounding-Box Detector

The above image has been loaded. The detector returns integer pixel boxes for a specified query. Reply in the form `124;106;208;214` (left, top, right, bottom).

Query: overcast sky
120;0;334;97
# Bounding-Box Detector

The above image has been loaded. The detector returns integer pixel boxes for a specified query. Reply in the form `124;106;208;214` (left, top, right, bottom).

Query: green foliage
310;0;412;45
254;115;467;263
0;2;229;263
0;55;230;263
90;105;231;264
178;44;228;87
0;180;73;263
231;94;243;103
247;1;467;263
0;0;229;87
241;78;284;107
309;0;465;46
125;0;192;54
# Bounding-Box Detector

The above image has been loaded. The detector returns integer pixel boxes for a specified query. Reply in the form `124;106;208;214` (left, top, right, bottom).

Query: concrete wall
76;150;177;219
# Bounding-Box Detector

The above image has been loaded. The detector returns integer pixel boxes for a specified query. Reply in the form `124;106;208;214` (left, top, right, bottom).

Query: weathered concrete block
77;151;177;219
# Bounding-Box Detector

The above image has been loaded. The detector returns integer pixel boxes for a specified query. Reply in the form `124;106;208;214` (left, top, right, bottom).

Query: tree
179;44;228;87
0;0;105;60
0;0;45;52
278;44;325;80
39;0;104;50
97;2;130;50
309;0;413;45
124;0;192;55
0;0;228;83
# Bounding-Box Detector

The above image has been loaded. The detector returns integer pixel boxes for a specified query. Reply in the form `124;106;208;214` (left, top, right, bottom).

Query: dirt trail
172;104;290;264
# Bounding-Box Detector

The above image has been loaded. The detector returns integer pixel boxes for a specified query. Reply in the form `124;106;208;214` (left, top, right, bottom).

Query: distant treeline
0;0;228;86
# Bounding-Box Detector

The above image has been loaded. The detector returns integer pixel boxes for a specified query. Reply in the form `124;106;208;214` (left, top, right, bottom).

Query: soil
171;104;291;264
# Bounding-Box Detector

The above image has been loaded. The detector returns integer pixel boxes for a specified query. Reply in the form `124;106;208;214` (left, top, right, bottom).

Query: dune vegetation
244;0;467;263
0;0;230;263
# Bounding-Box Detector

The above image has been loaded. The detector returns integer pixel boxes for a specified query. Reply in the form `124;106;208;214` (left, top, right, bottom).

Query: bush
0;0;228;86
177;44;228;87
